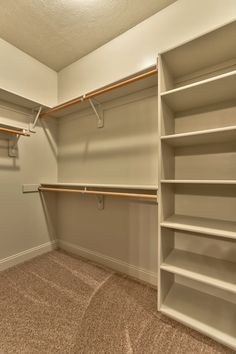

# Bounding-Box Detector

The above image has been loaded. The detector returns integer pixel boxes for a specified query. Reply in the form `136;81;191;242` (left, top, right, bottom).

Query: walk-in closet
0;1;235;353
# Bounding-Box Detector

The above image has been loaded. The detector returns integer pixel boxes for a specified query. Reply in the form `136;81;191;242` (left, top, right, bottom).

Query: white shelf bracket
8;134;20;157
88;99;104;128
30;106;42;132
83;186;104;209
97;195;104;210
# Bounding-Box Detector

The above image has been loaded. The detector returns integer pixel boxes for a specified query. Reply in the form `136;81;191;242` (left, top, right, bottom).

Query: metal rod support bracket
8;134;20;157
30;106;42;132
97;195;104;210
88;99;104;128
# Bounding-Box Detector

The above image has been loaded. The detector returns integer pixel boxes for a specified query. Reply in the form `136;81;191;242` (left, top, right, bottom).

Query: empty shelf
161;283;236;350
161;180;236;184
40;182;158;190
161;249;236;293
161;214;236;239
161;71;236;112
160;21;236;83
0;88;50;111
161;125;236;147
40;68;157;118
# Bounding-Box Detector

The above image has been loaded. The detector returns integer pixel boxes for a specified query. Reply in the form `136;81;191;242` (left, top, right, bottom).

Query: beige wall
58;89;158;185
58;0;236;103
0;102;57;268
58;196;158;285
0;38;57;107
57;88;158;285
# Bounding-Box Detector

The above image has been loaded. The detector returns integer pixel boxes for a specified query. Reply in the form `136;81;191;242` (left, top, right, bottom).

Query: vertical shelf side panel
157;55;163;310
158;55;175;310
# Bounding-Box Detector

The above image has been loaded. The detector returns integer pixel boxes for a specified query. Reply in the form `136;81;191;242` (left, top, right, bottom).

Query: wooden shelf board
161;249;236;293
160;70;236;112
161;125;236;147
161;180;236;185
161;283;236;350
161;214;236;240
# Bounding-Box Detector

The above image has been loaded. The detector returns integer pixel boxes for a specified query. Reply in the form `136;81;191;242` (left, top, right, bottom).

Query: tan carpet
0;250;234;354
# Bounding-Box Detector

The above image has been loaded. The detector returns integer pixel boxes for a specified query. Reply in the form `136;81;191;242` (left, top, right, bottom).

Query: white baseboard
0;239;157;286
58;240;157;286
0;240;57;271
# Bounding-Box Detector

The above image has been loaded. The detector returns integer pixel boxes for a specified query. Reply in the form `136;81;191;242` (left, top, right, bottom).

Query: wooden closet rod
40;67;157;118
39;187;157;201
0;127;30;136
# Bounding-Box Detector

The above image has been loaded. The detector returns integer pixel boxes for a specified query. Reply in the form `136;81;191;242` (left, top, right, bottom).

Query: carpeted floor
0;250;234;354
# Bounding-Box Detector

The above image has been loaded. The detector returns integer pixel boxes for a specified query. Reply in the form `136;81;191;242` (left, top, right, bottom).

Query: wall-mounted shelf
40;67;158;119
39;183;158;203
40;182;158;190
161;249;236;293
161;214;236;240
0;88;49;113
0;88;49;138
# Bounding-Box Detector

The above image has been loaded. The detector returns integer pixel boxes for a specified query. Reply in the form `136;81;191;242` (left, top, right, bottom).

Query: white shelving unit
161;71;236;112
161;280;236;350
161;249;236;293
158;21;236;351
161;180;236;184
161;214;236;239
161;125;236;146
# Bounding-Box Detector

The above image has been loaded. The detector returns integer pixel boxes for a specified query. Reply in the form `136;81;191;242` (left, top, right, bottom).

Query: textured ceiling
0;0;176;71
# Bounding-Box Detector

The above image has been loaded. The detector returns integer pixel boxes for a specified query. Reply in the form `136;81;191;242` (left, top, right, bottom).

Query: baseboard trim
58;240;157;286
0;240;57;271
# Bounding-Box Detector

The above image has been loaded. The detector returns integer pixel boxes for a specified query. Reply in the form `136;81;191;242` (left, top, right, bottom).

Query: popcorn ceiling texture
0;0;176;71
0;250;233;354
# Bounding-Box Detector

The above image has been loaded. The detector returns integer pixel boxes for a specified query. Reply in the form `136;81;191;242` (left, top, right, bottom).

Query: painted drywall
57;87;158;285
58;0;236;103
0;102;58;266
57;196;158;285
0;38;57;107
58;89;158;185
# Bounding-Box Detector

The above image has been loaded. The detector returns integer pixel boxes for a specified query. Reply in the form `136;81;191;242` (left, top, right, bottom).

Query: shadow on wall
58;93;158;185
57;193;158;282
40;119;58;160
0;136;20;171
39;191;58;243
59;98;157;160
